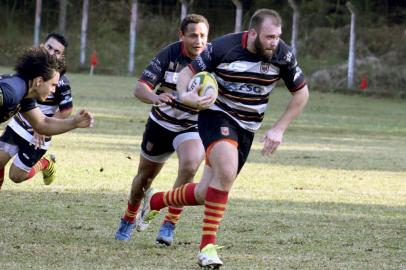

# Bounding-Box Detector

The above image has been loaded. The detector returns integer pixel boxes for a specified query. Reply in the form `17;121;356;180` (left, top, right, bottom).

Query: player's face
35;71;60;102
254;18;282;62
44;38;65;59
180;22;208;59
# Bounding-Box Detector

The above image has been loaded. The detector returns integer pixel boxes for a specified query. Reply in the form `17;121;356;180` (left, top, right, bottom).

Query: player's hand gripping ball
187;71;218;106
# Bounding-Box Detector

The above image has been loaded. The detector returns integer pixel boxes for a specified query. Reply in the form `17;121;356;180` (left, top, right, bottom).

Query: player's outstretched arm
31;108;73;149
260;85;309;156
22;107;94;137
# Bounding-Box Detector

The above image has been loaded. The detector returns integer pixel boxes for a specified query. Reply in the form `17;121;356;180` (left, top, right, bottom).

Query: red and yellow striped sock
0;168;4;190
199;186;229;250
150;183;199;211
27;158;50;179
122;201;140;223
163;206;183;225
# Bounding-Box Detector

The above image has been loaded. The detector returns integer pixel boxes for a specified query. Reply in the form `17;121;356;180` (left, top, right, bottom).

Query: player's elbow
32;118;53;136
59;108;73;118
295;85;310;102
133;81;152;100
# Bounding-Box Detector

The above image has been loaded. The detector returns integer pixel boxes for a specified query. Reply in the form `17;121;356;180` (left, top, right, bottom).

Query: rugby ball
187;71;218;105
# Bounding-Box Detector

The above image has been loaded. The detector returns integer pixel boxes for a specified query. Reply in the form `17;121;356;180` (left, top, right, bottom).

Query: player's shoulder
208;32;246;57
0;74;25;91
59;74;70;85
0;73;19;83
152;41;183;66
273;39;296;66
159;41;182;56
0;73;14;80
212;32;244;48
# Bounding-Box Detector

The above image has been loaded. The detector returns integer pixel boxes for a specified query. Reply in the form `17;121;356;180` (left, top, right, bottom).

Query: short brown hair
249;9;282;32
15;47;66;81
180;14;209;34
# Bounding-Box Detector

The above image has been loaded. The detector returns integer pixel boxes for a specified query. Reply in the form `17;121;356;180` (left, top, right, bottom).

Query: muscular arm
177;66;195;97
261;85;309;155
273;85;309;132
53;107;72;119
31;108;73;148
133;81;174;105
22;107;93;136
177;66;213;109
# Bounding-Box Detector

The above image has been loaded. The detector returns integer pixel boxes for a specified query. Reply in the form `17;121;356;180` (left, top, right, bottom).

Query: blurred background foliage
0;0;405;97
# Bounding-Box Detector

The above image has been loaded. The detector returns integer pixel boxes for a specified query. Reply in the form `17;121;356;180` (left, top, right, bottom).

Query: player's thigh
140;118;175;163
209;140;239;180
175;132;204;169
0;128;19;168
198;110;239;180
0;151;12;168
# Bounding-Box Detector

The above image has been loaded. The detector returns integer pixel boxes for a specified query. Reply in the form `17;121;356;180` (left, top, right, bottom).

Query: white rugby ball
187;71;218;105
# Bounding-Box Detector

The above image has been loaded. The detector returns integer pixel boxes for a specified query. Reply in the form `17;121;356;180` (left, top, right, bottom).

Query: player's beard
254;36;275;62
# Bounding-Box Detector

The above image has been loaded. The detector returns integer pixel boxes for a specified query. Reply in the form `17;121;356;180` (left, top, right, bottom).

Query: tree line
0;0;405;96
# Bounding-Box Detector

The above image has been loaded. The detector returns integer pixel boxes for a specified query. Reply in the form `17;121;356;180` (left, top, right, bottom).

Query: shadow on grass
249;147;406;172
0;190;405;270
55;135;406;173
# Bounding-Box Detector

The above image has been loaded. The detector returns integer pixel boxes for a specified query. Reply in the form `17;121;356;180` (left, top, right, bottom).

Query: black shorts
0;126;46;169
140;117;200;163
198;109;254;174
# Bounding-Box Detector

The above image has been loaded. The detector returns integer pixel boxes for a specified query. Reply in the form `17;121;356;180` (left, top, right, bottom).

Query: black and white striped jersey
189;32;307;132
139;41;198;132
7;74;73;149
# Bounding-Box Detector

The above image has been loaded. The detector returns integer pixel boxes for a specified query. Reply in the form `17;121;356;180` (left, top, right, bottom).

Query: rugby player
0;33;73;189
0;46;93;190
136;9;309;268
115;14;209;246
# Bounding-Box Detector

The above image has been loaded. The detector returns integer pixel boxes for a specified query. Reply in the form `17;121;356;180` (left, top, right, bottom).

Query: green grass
0;66;405;269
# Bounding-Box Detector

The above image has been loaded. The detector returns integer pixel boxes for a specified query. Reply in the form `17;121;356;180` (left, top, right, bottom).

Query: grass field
0;67;405;270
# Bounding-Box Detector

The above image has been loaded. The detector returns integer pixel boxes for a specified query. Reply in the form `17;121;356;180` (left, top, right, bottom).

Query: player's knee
217;169;237;189
134;171;155;187
179;159;200;178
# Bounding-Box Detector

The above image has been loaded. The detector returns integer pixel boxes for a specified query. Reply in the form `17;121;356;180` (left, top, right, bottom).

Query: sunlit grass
0;67;405;269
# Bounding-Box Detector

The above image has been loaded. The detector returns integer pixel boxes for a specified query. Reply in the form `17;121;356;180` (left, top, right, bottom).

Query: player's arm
53;107;72;119
133;81;174;105
54;76;73;119
135;47;177;106
22;107;93;137
177;66;213;109
177;66;194;97
31;108;73;149
261;85;309;156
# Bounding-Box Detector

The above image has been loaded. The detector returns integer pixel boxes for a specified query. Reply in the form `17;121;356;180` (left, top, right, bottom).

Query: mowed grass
0;66;405;270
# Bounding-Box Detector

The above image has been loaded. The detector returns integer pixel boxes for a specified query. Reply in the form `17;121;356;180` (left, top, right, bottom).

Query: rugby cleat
42;154;56;185
197;244;223;269
156;221;175;246
115;218;135;241
135;188;160;232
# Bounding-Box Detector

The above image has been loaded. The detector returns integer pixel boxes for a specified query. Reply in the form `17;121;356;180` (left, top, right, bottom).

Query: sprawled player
0;47;93;190
0;33;73;190
115;14;209;246
136;9;309;268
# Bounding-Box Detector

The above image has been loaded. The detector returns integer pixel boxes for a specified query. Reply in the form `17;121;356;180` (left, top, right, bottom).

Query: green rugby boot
42;154;56;185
